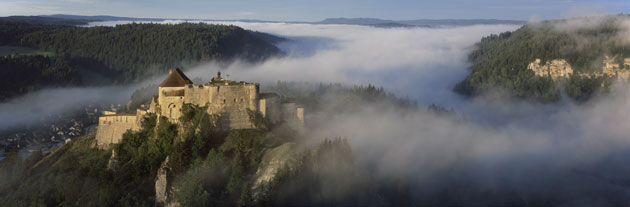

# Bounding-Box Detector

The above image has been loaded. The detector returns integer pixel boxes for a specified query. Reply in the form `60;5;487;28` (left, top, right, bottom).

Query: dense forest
455;14;630;101
0;20;71;46
20;23;283;82
0;17;283;101
0;55;81;100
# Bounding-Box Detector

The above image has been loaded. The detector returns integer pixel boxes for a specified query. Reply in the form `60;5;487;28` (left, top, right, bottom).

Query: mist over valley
1;11;630;207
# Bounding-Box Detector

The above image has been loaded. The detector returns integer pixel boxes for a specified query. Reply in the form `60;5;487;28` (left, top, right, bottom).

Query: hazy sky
0;0;627;21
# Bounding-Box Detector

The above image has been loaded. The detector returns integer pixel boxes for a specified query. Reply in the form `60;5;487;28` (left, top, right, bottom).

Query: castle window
234;98;236;103
240;98;244;103
223;99;226;104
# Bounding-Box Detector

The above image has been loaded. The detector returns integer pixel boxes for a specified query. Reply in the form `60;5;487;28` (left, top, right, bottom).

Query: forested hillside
0;21;69;46
0;55;81;100
455;15;630;101
0;17;283;101
21;23;283;82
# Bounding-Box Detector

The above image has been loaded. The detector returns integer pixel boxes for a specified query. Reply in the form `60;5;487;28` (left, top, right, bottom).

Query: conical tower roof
159;68;192;87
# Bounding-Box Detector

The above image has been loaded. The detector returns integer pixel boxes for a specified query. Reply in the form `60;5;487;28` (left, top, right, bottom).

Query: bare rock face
602;56;630;79
252;142;305;194
107;150;117;171
528;59;574;80
155;157;179;207
528;56;630;80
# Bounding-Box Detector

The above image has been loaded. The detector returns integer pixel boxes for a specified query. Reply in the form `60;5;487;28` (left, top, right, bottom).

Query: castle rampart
95;114;139;148
95;68;304;149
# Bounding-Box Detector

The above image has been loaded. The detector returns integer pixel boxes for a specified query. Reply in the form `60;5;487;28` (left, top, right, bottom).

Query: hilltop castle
95;68;304;148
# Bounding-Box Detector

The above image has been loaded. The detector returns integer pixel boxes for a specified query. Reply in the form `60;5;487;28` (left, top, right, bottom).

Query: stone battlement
95;68;304;148
96;114;140;148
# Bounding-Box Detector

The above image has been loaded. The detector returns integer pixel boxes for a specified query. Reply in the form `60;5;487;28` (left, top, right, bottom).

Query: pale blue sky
0;0;628;21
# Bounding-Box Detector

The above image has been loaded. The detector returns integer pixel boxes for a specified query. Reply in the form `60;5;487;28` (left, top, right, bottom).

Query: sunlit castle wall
157;86;186;122
95;114;139;148
96;69;305;148
157;83;260;129
197;83;259;129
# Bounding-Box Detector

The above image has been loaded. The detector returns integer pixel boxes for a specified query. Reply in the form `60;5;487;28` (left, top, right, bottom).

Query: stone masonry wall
157;83;259;129
259;96;281;124
202;84;258;129
95;114;139;148
158;86;186;123
96;76;304;148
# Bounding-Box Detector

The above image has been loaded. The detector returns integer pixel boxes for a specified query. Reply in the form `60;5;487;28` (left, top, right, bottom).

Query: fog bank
92;20;520;107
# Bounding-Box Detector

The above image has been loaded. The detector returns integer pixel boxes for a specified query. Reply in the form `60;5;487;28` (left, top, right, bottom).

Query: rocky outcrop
602;56;630;79
155;157;179;207
528;59;574;80
252;142;305;193
107;150;117;171
528;56;630;80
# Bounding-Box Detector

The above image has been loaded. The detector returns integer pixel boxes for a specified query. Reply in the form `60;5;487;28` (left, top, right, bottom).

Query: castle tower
157;68;192;122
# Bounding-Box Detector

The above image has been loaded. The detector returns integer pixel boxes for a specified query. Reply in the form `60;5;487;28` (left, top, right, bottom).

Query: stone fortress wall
157;84;259;129
95;69;304;148
95;114;140;147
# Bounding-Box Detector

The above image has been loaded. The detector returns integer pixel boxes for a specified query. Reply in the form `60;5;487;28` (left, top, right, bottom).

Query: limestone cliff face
107;150;117;171
602;56;630;79
155;157;180;207
252;142;305;193
528;56;630;80
527;59;574;80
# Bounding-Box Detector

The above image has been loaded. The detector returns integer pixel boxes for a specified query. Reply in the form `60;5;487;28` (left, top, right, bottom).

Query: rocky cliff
155;157;179;207
527;59;574;80
252;142;305;193
528;56;630;80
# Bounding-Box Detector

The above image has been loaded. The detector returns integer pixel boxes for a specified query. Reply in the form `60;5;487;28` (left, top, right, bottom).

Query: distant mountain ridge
318;17;527;27
0;15;90;26
41;14;166;22
33;14;526;27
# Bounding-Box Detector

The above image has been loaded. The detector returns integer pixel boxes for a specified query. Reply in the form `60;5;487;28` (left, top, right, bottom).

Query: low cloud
303;82;630;205
172;21;520;106
562;5;609;19
182;20;630;204
0;86;133;131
